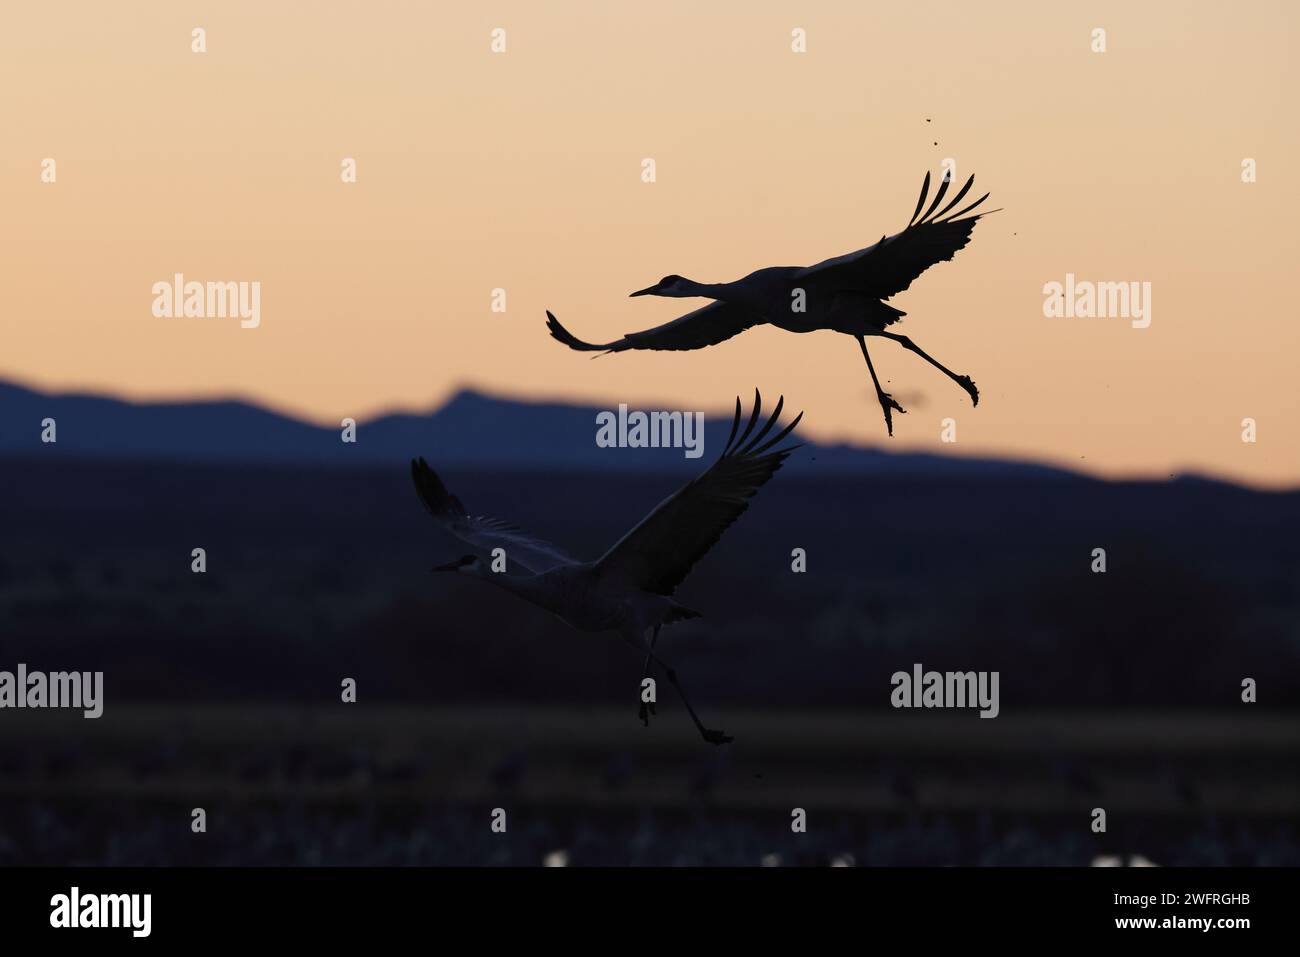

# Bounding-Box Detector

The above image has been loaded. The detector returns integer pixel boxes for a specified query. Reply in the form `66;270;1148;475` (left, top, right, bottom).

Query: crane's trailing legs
857;335;907;437
627;624;730;744
654;651;732;745
879;330;980;407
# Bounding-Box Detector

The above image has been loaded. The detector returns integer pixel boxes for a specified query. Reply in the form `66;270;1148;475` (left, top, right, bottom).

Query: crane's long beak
431;559;463;573
629;284;658;298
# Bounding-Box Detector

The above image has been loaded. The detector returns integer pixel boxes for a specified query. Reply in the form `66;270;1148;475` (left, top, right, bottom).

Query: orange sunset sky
2;1;1297;486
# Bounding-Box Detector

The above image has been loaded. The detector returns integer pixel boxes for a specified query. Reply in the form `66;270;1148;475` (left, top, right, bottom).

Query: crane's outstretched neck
680;279;739;300
686;278;728;297
630;274;743;301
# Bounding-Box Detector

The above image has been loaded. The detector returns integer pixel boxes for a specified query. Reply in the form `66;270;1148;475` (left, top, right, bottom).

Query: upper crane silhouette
411;390;801;745
546;172;996;436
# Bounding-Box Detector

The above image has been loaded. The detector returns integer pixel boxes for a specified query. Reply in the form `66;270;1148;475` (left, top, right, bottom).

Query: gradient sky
2;1;1297;486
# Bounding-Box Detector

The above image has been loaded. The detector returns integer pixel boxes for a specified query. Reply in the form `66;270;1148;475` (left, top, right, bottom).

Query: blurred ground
0;707;1295;865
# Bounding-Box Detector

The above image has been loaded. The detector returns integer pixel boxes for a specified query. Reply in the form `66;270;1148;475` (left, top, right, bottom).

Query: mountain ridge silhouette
0;378;1202;482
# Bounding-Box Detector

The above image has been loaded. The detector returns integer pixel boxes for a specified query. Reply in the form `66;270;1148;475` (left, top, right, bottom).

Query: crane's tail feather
546;310;617;355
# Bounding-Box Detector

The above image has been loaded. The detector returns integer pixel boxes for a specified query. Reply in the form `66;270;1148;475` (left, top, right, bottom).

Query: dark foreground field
1;458;1297;864
0;707;1296;865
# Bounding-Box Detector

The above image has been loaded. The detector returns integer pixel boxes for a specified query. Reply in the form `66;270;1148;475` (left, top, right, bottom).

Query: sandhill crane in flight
411;390;801;745
547;172;996;436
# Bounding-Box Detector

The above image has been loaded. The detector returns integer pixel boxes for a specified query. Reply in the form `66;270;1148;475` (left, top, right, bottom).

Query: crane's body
547;172;996;435
667;265;908;338
412;391;802;745
456;561;696;635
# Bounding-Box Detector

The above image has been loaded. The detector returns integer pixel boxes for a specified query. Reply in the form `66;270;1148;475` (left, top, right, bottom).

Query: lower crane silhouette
411;390;802;745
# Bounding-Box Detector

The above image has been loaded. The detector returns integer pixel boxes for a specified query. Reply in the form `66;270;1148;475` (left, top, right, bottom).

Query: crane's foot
639;702;651;727
702;728;734;746
955;375;979;407
876;391;906;436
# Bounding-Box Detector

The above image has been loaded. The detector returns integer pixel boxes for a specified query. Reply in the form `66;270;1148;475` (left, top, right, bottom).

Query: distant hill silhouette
0;377;1089;478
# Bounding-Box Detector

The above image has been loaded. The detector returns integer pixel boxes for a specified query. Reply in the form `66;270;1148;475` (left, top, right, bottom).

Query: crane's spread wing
593;390;802;596
546;301;763;354
797;172;996;301
410;457;578;575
